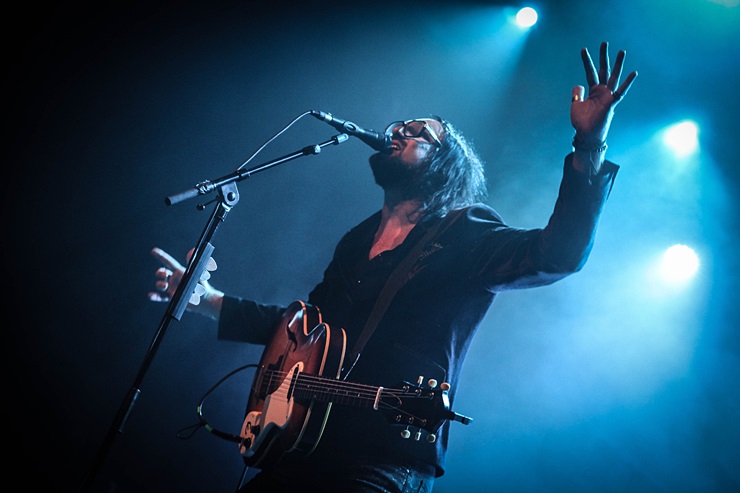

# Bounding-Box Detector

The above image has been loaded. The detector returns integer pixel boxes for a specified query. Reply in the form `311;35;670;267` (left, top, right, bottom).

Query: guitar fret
294;374;377;407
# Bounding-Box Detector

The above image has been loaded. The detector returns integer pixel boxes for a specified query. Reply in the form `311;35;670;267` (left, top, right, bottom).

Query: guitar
239;300;472;468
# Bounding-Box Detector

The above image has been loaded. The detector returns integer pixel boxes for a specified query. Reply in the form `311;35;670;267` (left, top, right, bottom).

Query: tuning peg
440;382;451;391
401;429;411;439
416;376;424;386
414;431;422;441
427;434;437;443
427;379;438;388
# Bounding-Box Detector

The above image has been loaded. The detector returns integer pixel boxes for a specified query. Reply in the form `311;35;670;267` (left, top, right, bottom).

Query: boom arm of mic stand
165;133;349;206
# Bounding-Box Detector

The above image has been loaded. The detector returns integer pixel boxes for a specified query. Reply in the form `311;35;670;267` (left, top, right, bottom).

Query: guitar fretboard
262;368;381;409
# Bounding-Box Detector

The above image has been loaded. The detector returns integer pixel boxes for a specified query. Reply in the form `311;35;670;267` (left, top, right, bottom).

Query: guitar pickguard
239;362;303;458
238;301;346;467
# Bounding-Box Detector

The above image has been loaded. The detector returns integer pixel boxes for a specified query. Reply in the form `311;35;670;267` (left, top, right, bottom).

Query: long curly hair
418;116;488;217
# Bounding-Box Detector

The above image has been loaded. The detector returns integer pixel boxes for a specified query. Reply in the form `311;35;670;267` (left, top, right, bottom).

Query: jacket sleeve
216;296;286;345
472;154;618;291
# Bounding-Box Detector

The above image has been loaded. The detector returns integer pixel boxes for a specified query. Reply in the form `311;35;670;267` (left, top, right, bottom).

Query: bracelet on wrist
572;137;607;153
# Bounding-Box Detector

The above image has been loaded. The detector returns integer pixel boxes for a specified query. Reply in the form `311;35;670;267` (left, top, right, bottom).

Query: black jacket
218;155;618;478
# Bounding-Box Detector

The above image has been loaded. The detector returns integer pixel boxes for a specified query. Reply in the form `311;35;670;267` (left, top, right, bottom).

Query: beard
369;152;428;199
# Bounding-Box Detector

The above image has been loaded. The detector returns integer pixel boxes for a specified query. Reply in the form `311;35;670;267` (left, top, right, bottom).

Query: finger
571;85;585;103
151;247;183;271
598;41;609;85
580;47;597;88
155;267;172;280
155;278;169;291
607;50;626;91
148;292;170;302
614;70;638;101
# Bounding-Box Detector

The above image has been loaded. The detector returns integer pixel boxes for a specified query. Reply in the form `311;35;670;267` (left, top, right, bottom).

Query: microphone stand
80;133;349;492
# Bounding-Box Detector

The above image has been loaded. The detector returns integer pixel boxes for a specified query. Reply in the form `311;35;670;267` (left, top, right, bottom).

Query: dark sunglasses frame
385;119;443;147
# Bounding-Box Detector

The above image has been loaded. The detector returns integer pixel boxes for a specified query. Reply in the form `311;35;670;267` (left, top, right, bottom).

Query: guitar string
262;368;431;397
262;385;424;417
259;388;432;426
258;370;437;424
260;369;436;401
262;369;380;399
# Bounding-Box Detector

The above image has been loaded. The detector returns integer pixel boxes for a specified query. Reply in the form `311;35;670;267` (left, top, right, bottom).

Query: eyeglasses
385;119;443;147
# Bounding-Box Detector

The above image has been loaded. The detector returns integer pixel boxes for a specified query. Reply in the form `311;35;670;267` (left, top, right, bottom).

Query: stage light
515;7;538;28
662;120;699;158
659;244;700;283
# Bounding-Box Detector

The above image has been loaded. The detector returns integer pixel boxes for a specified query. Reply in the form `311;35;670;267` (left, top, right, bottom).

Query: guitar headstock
377;376;472;443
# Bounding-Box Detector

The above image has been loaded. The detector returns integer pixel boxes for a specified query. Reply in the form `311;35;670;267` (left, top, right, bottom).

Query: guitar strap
342;207;466;379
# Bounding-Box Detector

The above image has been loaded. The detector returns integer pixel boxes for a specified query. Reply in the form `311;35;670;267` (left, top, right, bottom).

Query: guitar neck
268;369;381;410
257;365;472;435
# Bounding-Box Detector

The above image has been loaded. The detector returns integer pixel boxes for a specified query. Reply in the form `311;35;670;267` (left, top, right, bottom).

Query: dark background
7;1;740;492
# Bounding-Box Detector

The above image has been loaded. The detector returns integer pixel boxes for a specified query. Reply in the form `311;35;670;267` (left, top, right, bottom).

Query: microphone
311;110;392;153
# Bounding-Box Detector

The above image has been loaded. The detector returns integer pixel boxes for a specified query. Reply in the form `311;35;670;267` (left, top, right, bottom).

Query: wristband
572;137;607;153
572;137;607;182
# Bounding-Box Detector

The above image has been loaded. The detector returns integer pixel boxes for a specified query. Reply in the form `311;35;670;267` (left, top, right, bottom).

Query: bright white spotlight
515;7;538;28
659;244;699;283
662;120;699;157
